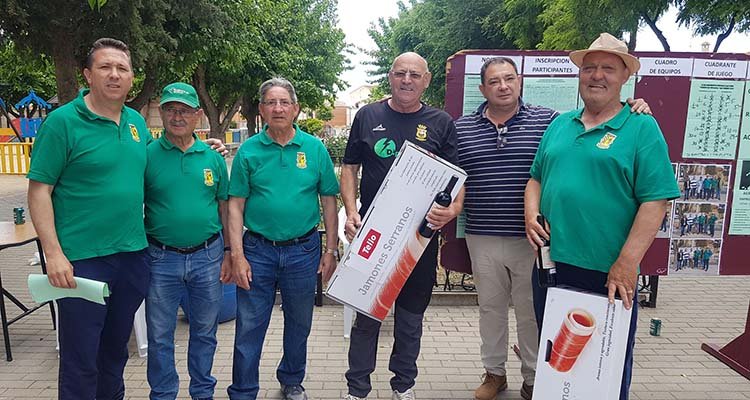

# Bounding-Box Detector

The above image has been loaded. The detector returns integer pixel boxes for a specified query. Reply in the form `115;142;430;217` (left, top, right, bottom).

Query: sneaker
520;381;533;400
281;384;308;400
474;372;507;400
343;394;367;400
392;388;415;400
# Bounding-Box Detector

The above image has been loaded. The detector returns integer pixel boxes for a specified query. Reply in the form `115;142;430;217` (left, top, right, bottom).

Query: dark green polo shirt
144;134;229;247
27;89;150;261
229;125;339;241
530;104;680;273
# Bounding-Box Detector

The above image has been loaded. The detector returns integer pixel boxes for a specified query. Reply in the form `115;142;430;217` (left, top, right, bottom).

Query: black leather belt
245;227;317;247
147;232;221;254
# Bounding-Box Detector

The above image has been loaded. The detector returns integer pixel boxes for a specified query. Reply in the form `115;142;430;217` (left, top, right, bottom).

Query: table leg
36;239;56;330
0;270;12;361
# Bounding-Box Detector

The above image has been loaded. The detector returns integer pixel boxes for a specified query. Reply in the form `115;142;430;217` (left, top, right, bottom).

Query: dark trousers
57;250;149;400
345;237;438;397
532;262;637;400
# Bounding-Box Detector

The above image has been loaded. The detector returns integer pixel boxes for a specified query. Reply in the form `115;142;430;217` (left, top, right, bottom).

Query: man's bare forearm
219;200;230;244
227;197;246;259
320;195;338;250
614;200;668;266
340;164;360;216
28;181;64;257
524;178;541;219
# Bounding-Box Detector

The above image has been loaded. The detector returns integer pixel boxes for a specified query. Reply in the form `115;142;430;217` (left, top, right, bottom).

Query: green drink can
649;318;662;336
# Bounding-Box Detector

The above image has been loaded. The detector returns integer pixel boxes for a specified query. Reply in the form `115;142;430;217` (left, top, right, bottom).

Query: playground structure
0;90;52;174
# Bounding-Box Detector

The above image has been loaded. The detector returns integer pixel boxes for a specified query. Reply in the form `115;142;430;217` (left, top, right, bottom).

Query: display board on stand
440;49;750;379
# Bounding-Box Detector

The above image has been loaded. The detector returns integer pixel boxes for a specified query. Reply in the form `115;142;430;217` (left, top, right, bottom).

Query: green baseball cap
159;82;200;108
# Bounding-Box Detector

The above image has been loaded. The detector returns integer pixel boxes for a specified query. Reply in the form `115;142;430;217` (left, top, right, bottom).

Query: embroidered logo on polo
415;124;428;142
596;132;617;149
374;138;397;158
296;152;307;169
203;169;214;186
129;124;140;142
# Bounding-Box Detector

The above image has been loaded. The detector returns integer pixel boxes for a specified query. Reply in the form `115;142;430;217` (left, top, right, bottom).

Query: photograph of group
668;239;722;276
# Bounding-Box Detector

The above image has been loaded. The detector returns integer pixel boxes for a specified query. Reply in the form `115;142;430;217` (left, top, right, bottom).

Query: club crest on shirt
129;124;140;142
415;124;428;142
203;169;214;186
297;152;307;169
596;132;617;149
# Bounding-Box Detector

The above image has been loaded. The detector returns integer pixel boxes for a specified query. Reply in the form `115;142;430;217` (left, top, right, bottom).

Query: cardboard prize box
534;286;633;400
326;141;466;321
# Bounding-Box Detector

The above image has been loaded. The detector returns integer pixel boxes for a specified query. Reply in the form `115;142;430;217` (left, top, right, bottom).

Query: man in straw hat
524;33;680;399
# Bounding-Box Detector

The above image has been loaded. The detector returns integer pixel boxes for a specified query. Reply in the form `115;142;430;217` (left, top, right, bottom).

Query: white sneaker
343;394;367;400
392;388;415;400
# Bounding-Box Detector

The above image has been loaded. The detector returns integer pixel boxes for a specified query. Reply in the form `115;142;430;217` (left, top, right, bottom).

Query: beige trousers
466;234;538;384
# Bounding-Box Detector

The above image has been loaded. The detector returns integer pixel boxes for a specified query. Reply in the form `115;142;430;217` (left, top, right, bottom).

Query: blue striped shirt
456;101;557;236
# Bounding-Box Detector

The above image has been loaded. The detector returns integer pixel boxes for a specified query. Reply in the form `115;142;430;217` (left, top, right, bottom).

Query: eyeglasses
391;70;424;80
261;99;294;108
496;125;509;149
162;107;199;117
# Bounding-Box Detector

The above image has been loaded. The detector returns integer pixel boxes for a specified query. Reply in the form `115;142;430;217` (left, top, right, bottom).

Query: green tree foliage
0;0;347;139
323;133;348;164
0;0;174;105
315;106;334;122
298;118;325;137
502;0;670;51
192;0;348;137
675;0;750;52
366;0;515;107
0;40;57;112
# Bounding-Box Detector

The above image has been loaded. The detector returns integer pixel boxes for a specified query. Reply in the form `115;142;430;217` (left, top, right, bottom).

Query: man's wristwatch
324;248;339;257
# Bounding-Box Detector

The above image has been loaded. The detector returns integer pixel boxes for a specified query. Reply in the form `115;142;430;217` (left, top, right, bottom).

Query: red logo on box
358;229;381;259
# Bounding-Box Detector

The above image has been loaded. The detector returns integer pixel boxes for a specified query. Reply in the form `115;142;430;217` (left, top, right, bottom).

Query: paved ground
2;175;750;399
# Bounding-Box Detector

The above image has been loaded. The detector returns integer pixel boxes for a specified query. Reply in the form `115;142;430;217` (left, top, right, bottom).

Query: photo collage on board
668;163;731;276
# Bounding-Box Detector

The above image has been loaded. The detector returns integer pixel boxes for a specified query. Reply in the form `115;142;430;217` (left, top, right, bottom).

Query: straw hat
569;33;640;75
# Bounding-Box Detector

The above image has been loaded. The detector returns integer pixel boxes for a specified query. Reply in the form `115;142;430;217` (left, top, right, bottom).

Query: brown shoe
520;381;533;400
474;372;507;400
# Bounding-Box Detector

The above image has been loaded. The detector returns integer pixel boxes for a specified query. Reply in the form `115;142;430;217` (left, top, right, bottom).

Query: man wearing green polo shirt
226;77;339;400
524;33;680;400
143;82;230;400
27;38;151;400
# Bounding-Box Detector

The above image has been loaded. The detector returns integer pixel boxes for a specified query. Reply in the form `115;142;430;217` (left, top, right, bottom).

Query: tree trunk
192;64;242;139
642;13;670;52
240;95;260;136
713;15;735;53
212;97;242;139
126;63;159;112
50;30;79;105
627;27;638;51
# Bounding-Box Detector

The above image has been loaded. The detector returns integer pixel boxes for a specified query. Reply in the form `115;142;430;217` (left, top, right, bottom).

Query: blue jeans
227;230;320;400
58;250;149;400
532;263;637;400
146;236;224;400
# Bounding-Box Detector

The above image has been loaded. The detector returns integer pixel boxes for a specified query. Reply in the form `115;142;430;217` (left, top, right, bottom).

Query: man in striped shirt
456;57;649;400
456;57;554;400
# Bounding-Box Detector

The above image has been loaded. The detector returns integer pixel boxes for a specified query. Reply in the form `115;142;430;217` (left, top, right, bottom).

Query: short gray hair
258;77;298;103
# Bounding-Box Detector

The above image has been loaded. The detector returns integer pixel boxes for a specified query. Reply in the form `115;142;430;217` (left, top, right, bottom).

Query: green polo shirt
27;89;150;261
530;104;680;273
144;134;229;247
229;125;339;241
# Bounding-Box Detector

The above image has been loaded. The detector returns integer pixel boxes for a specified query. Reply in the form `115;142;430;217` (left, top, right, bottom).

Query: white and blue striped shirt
456;100;558;236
